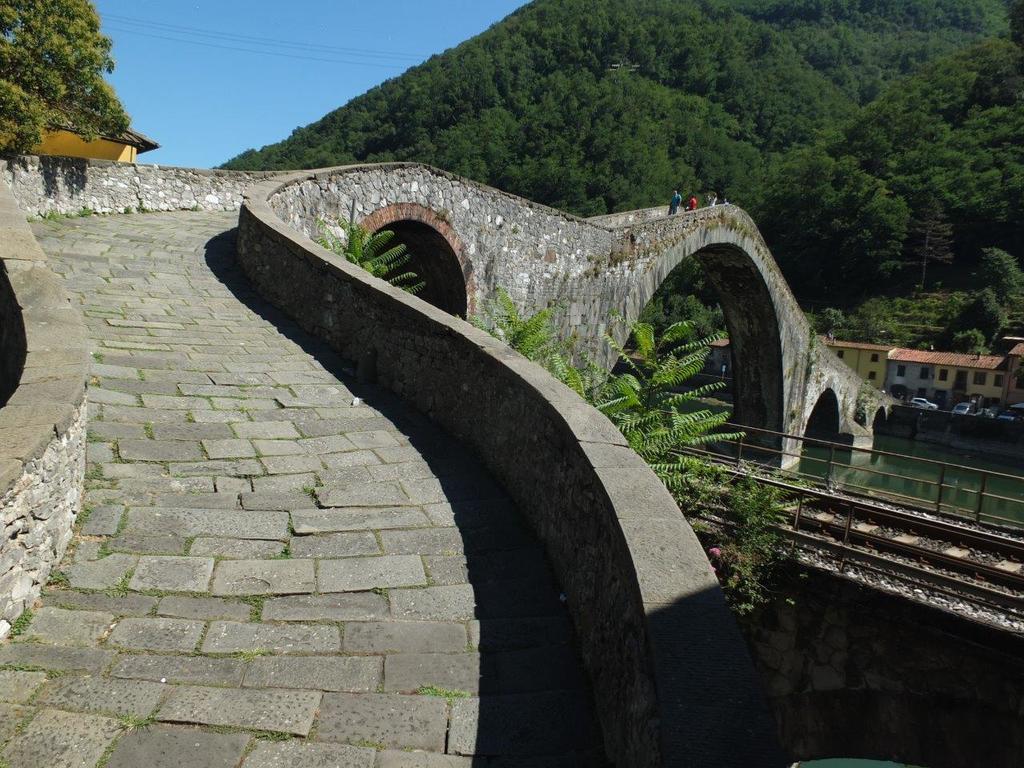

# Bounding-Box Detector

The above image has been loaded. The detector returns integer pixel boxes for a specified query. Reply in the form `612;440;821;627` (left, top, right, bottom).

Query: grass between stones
8;610;33;638
417;685;470;703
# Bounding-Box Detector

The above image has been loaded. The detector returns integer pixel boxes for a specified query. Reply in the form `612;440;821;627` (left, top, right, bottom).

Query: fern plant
471;288;605;399
317;219;425;295
596;319;743;493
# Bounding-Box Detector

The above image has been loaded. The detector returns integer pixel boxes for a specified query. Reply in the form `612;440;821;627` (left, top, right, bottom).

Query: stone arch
631;236;788;439
805;388;841;438
361;203;474;318
872;406;888;432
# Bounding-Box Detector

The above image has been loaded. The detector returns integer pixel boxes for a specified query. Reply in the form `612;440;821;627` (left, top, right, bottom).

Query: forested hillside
223;0;1022;349
223;0;1007;215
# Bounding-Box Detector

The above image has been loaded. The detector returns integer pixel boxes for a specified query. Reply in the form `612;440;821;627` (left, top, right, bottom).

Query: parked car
909;397;939;410
951;402;974;416
996;410;1021;422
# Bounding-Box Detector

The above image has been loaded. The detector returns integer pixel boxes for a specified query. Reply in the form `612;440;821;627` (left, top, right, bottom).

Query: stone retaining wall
0;178;87;638
745;566;1024;768
0;154;278;217
237;171;787;768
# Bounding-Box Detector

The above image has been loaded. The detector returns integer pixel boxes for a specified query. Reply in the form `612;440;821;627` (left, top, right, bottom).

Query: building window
868;371;877;380
897;365;906;377
920;367;930;379
994;374;1003;387
938;369;948;382
870;353;879;362
974;372;987;386
836;350;844;359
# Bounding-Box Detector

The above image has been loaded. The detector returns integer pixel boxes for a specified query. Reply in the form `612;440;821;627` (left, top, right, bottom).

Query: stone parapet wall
0;154;278;217
0;177;87;638
238;170;786;768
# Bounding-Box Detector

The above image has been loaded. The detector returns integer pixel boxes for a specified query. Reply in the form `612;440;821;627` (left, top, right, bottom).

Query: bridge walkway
0;211;604;767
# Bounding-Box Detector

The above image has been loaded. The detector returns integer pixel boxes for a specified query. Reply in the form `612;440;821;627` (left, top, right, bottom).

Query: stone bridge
265;163;883;455
2;155;1014;768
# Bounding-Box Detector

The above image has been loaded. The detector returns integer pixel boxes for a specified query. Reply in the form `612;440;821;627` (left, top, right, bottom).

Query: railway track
717;468;1024;607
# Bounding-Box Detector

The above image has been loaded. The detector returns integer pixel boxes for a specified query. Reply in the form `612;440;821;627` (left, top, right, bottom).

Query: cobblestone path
0;212;604;767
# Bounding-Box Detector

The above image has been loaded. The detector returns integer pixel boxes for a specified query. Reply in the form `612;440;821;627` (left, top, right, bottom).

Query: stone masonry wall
0;178;88;638
744;566;1024;768
1;154;278;217
239;172;788;768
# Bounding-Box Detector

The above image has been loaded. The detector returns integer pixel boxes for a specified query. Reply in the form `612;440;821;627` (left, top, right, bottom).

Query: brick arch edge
360;202;477;317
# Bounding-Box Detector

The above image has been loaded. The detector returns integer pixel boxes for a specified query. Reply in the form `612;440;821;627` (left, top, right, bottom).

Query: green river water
797;435;1024;527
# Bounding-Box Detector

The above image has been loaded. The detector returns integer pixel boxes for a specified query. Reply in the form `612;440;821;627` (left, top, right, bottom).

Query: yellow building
824;339;892;390
35;128;158;163
1005;342;1024;406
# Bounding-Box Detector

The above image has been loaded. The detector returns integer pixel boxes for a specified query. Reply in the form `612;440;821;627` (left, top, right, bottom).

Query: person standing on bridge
668;189;682;215
687;193;698;211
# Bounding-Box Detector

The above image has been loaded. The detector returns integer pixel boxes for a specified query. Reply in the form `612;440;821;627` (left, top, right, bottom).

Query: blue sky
93;1;529;168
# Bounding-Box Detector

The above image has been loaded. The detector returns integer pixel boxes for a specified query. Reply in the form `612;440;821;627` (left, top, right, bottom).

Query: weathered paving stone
65;553;137;590
215;475;252;494
157;595;251;621
374;753;475;768
243;655;381;693
343;622;467;654
43;591;157;617
189;538;285;559
158;685;321;736
233;421;301;439
320;450;380;468
107;617;204;652
316;483;411;508
129;556;215;592
126;509;288;540
105;725;250;768
384;653;480;694
18;607;113;646
250;473;317;493
0;644;114;674
291;508;429;534
380;528;465;556
108;534;187;556
110;653;245;686
202;438;257;459
316;692;448;752
0;703;29;745
79;505;123;536
261;593;389;622
260;455;322;474
318;556;427;593
290;531;379;559
448;692;594;756
201;621;340;654
347;431;400;449
1;709;122;768
35;676;165;717
468;617;573;651
119;439;203;462
251;439;305;456
211;559;316;596
243;741;375;768
390;585;477;621
0;670;47;703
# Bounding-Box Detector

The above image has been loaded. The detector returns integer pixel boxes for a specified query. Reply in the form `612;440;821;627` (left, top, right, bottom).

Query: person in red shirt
687;194;698;211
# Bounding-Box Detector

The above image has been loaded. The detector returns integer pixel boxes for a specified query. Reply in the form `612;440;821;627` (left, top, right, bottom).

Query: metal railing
680;423;1024;528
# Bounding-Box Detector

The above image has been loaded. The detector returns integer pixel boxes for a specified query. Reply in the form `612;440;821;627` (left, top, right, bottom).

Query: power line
102;12;425;63
102;24;413;70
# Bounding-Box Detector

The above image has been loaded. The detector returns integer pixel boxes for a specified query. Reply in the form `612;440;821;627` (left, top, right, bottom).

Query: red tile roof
824;338;894;352
1009;342;1024;357
888;348;1007;370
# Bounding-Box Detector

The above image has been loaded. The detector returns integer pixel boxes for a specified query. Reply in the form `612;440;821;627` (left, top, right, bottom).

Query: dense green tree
756;147;908;296
906;197;954;290
952;289;1006;342
1011;0;1024;47
950;328;989;355
976;247;1023;303
0;0;128;153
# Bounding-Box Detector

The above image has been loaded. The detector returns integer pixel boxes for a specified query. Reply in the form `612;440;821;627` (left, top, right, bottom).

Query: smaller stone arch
805;388;841;438
872;406;888;432
361;203;475;318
